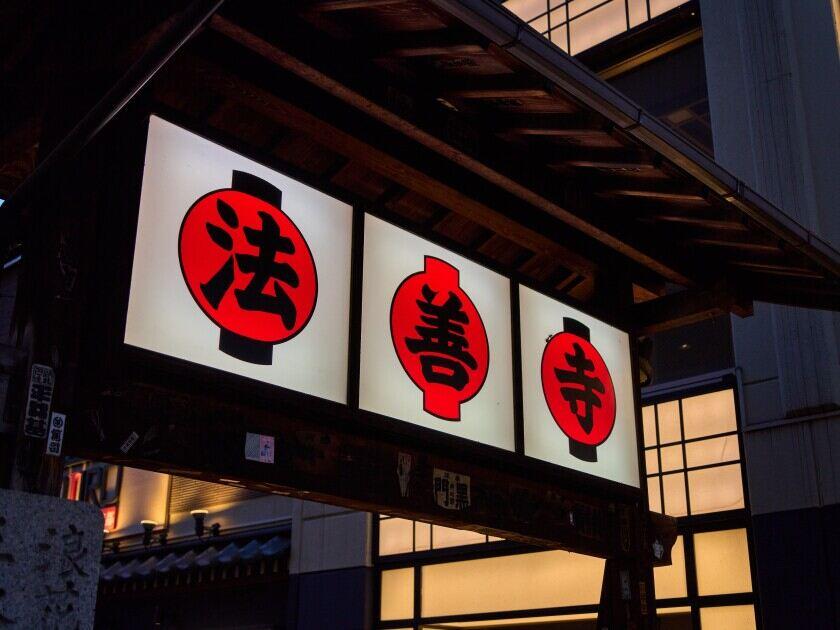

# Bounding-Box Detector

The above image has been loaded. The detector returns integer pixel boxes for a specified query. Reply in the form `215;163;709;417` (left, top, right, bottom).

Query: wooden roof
3;0;838;328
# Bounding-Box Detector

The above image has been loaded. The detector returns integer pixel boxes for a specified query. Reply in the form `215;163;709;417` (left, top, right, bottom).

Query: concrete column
700;2;840;625
287;500;374;629
700;0;840;511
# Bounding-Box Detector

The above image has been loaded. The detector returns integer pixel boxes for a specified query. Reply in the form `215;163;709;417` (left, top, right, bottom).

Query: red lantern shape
179;170;317;365
541;318;616;462
390;256;489;420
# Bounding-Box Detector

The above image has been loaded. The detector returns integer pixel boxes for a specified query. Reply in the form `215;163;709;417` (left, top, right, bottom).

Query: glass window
662;472;688;517
645;448;659;474
415;521;432;551
688;464;745;514
550;24;569;52
628;0;649;28
379;516;494;555
649;0;689;19
379;517;415;556
660;444;684;472
657;401;682;443
643;389;745;517
420;612;597;627
699;605;756;629
682;390;737;439
421;551;604;617
569;1;627;55
530;14;550;35
642;405;657;447
503;0;690;56
502;0;550;23
654;536;687;599
694;529;753;596
685;435;740;468
432;525;487;549
380;568;414;621
647;477;662;513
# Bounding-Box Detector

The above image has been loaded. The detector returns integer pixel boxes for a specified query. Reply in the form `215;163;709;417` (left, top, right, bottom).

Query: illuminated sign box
519;286;640;487
359;215;515;452
122;117;640;490
124;116;354;403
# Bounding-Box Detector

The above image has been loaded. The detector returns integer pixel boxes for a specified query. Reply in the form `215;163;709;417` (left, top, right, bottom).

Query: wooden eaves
1;0;838;331
191;0;838;331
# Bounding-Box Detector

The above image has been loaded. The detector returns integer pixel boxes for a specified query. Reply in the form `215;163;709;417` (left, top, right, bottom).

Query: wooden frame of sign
60;107;656;553
19;23;677;626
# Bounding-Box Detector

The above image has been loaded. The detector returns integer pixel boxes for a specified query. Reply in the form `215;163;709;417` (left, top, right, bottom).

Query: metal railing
502;0;690;55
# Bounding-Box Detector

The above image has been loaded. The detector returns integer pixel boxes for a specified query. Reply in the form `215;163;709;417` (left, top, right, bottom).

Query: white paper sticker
245;432;275;464
44;413;66;457
24;364;54;438
120;431;140;454
433;468;471;510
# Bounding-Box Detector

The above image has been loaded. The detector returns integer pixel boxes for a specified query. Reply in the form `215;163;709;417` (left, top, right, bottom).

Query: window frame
373;376;763;629
642;376;762;629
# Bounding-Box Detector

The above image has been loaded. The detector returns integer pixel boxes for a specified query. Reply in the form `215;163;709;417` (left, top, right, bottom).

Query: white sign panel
125;116;353;403
519;285;640;487
45;412;66;456
359;215;515;451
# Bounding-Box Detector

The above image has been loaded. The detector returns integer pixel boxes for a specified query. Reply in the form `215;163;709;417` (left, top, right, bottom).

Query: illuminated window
502;0;691;55
422;551;604;617
380;568;414;621
378;388;755;629
699;605;756;629
642;389;744;517
654;536;687;599
378;515;498;556
693;529;752;596
640;384;755;629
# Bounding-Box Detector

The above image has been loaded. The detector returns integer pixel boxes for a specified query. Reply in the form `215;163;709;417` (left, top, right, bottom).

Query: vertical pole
593;271;657;629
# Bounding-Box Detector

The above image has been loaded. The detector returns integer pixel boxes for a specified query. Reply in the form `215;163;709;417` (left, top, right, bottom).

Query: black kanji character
406;285;477;390
234;211;298;329
200;200;299;329
59;525;88;578
554;343;605;434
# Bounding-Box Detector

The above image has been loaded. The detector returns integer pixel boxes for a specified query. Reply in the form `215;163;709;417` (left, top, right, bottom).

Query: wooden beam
631;282;753;334
651;214;749;231
603;187;706;203
209;13;700;287
691;237;781;252
567;160;658;172
306;0;409;11
389;43;485;57
160;56;599;278
65;381;639;556
731;261;823;278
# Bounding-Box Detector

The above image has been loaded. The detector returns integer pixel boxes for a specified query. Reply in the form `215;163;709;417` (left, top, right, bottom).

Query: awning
196;0;838;321
100;534;290;583
2;0;837;328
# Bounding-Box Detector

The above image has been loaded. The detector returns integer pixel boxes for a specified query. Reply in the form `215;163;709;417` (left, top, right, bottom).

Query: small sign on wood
23;364;54;438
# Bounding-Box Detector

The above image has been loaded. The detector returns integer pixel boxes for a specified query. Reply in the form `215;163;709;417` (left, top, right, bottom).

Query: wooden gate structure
2;1;838;628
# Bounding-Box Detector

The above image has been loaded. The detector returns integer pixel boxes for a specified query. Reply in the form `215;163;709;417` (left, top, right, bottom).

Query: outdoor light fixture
190;509;209;538
140;520;157;547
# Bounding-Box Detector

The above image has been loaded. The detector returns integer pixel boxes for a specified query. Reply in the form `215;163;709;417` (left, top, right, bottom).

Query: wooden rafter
209;11;702;287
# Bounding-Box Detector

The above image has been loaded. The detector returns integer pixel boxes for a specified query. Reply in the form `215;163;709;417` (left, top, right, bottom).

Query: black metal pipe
1;0;225;253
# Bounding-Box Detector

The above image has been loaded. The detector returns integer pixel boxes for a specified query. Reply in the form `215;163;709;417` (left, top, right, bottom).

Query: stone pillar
287;501;374;630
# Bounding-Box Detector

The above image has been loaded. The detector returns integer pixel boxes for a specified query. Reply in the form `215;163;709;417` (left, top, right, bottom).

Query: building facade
1;1;838;629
